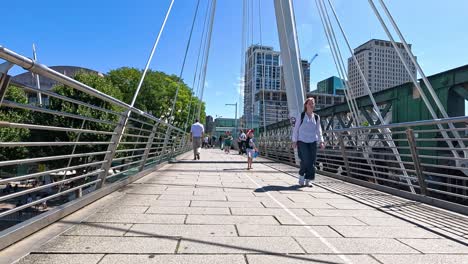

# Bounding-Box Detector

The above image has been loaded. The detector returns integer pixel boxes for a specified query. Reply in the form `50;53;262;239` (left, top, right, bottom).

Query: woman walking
245;130;257;170
292;97;325;187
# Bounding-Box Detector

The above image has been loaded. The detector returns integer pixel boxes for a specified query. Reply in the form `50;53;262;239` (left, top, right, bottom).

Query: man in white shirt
190;119;204;160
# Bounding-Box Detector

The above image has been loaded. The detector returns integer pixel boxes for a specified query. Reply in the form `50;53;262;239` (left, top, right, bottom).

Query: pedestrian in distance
238;129;247;155
292;97;325;187
224;131;233;153
245;130;258;170
190;119;204;160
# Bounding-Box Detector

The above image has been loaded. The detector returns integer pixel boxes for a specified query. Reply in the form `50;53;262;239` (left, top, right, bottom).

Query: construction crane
309;53;318;64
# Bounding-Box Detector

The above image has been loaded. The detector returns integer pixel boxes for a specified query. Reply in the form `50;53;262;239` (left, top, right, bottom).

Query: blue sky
1;0;467;119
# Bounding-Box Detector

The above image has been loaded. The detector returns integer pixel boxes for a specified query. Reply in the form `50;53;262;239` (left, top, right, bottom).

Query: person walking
245;130;257;170
224;132;233;154
238;130;247;155
190;119;204;160
292;97;325;187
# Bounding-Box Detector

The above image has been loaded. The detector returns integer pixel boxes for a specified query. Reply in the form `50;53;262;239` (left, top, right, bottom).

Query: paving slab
178;237;304;253
373;254;468;264
305;208;388;217
16;254;104;264
63;223;132;236
84;212;186;224
275;215;366;226
127;224;237;237
230;207;311;216
398;238;468;253
246;254;380;264
38;236;178;253
190;201;265;208
99;255;246;264
146;206;230;215
99;205;149;214
237;224;342;237
186;215;279;225
331;225;442;238
157;194;227;201
295;237;419;254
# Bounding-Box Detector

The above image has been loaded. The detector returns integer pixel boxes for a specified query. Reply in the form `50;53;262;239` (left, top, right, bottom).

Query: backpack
300;112;319;126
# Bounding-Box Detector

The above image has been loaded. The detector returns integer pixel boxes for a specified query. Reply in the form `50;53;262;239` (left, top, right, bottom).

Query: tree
106;68;206;129
30;71;124;171
0;85;30;162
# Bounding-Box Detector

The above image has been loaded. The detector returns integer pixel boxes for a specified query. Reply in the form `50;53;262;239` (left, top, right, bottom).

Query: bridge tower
273;0;306;164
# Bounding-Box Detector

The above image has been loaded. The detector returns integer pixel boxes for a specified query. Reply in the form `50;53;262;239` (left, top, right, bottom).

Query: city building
347;39;416;97
317;76;346;96
243;45;310;128
213;117;238;137
243;45;282;128
205;115;214;134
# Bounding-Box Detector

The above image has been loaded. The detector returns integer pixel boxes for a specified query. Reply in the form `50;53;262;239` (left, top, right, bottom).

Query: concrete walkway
6;149;468;264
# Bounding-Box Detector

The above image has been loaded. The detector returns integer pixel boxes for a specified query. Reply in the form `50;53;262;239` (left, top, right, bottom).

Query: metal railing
0;46;191;248
258;116;468;210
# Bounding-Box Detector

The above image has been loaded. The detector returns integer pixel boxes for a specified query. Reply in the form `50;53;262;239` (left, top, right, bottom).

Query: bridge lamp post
225;103;238;134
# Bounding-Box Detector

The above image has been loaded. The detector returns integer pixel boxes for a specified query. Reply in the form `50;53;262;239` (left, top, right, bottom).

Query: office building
243;45;283;128
347;39;416;97
317;76;346;96
244;45;310;128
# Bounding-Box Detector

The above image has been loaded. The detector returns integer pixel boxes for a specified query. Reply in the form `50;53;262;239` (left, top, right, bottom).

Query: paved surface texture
5;149;468;264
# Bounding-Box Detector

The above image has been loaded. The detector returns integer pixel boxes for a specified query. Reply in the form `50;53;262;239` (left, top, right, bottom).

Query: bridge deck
4;149;468;264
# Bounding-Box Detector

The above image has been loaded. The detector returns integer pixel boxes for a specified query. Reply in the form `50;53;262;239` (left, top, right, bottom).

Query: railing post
338;132;352;177
0;72;12;106
406;128;428;195
159;126;173;163
96;111;129;188
139;122;158;171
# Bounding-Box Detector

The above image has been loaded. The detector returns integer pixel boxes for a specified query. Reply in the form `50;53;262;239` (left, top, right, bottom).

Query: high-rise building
347;39;416;97
243;45;282;128
301;59;311;93
243;45;312;128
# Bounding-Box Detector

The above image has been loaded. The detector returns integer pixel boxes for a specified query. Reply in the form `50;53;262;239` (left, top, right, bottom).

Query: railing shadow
316;180;468;246
49;221;342;264
254;185;303;193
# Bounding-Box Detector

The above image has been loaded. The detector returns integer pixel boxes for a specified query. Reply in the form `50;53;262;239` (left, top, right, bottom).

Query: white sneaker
298;176;305;186
305;179;313;187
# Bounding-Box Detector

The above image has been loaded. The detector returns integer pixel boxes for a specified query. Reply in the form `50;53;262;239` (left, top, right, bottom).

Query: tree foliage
0;85;30;161
106;68;206;130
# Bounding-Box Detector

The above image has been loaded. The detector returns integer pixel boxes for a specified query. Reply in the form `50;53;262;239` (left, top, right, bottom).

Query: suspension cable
185;0;212;129
196;0;217;119
325;0;384;125
238;0;247;130
130;0;175;108
168;0;201;125
315;0;359;127
320;0;363;127
323;0;415;192
368;0;465;155
258;0;267;134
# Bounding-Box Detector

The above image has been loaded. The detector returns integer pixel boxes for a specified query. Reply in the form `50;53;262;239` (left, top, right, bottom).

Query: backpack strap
300;112;319;125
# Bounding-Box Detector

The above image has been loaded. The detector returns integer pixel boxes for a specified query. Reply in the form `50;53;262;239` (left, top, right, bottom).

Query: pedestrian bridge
0;45;467;263
1;149;467;264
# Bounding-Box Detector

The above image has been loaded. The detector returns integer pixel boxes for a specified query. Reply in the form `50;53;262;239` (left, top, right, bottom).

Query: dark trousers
298;141;318;180
238;141;246;154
